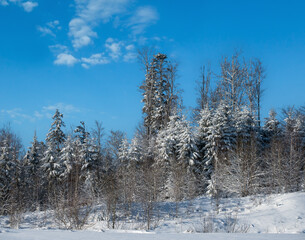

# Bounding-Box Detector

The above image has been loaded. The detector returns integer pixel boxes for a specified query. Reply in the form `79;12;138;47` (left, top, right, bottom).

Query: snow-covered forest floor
1;192;304;239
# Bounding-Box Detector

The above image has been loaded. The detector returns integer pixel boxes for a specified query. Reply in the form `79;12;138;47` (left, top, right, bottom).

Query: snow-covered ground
1;192;305;239
1;230;304;240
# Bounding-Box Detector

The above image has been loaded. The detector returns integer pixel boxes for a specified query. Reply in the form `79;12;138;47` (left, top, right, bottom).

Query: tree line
0;51;304;229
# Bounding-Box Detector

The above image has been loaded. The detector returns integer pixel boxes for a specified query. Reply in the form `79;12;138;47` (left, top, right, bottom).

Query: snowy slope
0;192;304;239
0;230;304;240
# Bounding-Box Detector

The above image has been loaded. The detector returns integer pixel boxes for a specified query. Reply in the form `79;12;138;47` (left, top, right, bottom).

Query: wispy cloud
69;0;131;49
54;53;79;66
125;44;134;51
1;108;35;122
0;0;38;12
1;104;81;124
81;53;110;68
69;18;97;48
31;0;161;66
0;0;9;6
128;6;158;35
123;44;136;62
38;26;55;37
123;52;137;62
21;1;38;12
38;20;61;37
42;103;80;114
105;38;123;60
35;103;81;119
49;44;69;55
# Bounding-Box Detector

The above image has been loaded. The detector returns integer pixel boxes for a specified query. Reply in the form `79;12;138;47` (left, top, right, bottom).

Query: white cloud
123;44;136;62
49;44;69;54
105;38;123;60
54;53;79;66
123;52;137;62
0;0;9;6
42;103;80;114
32;103;81;119
69;18;98;48
1;104;81;123
34;111;44;119
69;0;131;49
81;63;90;69
37;26;55;37
75;0;130;23
1;108;35;122
38;20;61;37
81;53;110;68
128;6;158;34
125;44;134;51
47;20;60;29
0;0;38;12
21;1;38;12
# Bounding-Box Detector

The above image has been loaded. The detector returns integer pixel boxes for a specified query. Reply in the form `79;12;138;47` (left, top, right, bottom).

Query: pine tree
263;110;285;193
196;107;213;195
282;107;303;192
0;135;23;223
118;138;129;167
220;107;260;197
42;109;66;202
118;137;133;210
74;121;98;187
59;135;75;180
199;102;236;196
281;108;305;191
263;109;281;145
46;109;66;152
140;53;177;137
0;138;14;214
23;132;45;209
156;114;198;200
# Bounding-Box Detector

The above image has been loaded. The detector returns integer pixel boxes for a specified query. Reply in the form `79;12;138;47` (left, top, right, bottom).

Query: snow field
1;192;305;239
1;230;305;240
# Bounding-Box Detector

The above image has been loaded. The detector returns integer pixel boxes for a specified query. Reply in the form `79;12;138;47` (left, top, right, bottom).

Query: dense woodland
0;51;304;229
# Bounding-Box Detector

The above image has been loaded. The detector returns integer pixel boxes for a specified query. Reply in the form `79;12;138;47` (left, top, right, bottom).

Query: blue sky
0;0;305;147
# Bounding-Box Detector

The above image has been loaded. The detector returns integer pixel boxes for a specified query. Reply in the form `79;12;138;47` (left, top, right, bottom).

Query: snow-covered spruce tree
155;114;198;202
74;121;98;194
55;133;94;230
218;107;261;197
281;108;305;192
0;138;14;214
201;102;236;197
0;129;23;227
90;121;105;201
140;53;178;137
42;109;66;203
104;130;125;171
196;107;214;195
128;134;144;197
295;111;305;191
262;110;285;193
59;136;75;182
75;121;93;175
176;116;199;199
23;132;45;210
262;109;281;146
117;137;130;207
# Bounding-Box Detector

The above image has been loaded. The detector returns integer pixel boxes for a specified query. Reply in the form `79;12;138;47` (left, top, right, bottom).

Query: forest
0;50;304;230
